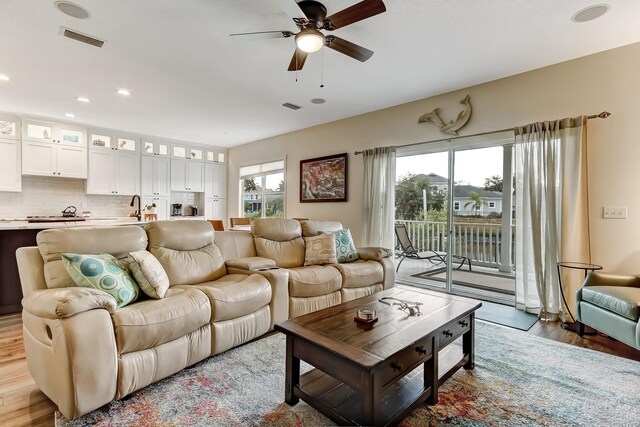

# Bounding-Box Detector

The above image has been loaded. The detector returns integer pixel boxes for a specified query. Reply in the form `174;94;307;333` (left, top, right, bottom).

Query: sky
396;146;504;187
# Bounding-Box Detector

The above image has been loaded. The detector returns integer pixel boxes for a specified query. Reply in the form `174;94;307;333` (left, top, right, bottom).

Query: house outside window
239;160;285;219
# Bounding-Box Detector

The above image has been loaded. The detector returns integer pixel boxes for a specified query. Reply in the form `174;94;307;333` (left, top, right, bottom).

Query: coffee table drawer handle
415;345;427;356
391;361;403;372
459;320;469;328
442;330;453;338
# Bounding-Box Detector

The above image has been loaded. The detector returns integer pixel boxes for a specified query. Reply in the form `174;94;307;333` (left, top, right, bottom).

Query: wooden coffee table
275;287;481;426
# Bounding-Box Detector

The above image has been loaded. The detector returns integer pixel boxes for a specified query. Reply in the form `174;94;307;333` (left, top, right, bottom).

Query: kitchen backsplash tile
0;176;134;218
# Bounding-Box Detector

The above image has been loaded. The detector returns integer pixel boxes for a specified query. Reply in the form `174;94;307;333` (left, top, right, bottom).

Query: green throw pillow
62;253;139;308
323;229;359;263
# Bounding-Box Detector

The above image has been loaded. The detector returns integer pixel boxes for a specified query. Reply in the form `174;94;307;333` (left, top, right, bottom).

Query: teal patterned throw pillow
62;253;139;308
326;229;359;263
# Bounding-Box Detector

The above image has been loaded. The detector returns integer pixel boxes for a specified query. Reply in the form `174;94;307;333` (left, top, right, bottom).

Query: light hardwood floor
1;311;638;426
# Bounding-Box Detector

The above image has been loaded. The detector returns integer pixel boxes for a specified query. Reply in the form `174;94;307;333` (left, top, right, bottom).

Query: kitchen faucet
130;195;141;222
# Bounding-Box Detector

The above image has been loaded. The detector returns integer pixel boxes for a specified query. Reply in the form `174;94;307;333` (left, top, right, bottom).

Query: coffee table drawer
439;314;471;347
381;337;433;386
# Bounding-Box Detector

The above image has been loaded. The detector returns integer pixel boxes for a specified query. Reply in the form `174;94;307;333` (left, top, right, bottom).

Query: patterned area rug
57;321;640;427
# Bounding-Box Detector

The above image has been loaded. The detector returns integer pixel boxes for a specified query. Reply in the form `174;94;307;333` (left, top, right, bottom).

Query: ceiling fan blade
288;48;308;71
229;30;294;39
326;36;374;62
325;0;386;30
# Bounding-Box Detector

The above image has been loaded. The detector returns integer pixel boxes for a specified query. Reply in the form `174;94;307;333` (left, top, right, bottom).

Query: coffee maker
172;203;183;216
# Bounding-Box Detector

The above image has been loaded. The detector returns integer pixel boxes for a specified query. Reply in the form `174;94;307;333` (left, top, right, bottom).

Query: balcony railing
395;219;515;270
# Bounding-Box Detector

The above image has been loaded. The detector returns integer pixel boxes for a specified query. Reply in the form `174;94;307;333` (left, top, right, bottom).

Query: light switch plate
603;206;627;219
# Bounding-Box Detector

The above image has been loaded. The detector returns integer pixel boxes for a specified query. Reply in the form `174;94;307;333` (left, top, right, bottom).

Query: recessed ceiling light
572;4;610;23
117;89;131;96
310;98;326;104
77;97;90;103
0;74;9;81
65;113;75;118
54;1;90;19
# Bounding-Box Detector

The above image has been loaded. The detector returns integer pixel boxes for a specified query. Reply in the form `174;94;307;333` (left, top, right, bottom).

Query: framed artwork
300;153;348;203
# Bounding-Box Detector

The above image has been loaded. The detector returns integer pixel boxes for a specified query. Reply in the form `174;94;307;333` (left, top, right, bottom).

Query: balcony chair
394;223;472;273
576;271;640;350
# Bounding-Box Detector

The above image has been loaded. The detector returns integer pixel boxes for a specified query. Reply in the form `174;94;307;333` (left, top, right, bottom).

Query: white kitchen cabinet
204;198;227;221
142;196;169;221
116;153;140;195
23;119;86;147
22;141;87;178
0;116;20;139
205;148;226;164
142;156;170;197
87;149;140;195
0;138;21;192
171;159;204;192
172;143;204;161
142;140;169;157
87;150;114;193
204;163;227;199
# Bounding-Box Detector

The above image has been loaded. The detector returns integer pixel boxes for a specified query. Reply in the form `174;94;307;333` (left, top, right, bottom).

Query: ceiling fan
230;0;386;71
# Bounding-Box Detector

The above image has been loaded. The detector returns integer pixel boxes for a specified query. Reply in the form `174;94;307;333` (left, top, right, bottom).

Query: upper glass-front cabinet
190;148;203;161
172;143;204;161
117;138;137;152
23;119;86;146
206;149;226;164
0;118;19;139
89;133;138;152
143;141;169;157
61;128;84;145
26;123;53;141
90;134;112;149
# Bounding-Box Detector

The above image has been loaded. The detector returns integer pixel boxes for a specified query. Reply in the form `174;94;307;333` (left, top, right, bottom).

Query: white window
454;201;460;210
239;160;285;219
488;201;496;208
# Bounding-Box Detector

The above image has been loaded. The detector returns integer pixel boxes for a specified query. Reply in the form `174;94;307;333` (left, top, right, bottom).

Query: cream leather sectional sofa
16;218;393;420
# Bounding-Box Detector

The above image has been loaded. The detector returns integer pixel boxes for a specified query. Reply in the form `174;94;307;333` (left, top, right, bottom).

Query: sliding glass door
395;141;516;304
395;151;451;291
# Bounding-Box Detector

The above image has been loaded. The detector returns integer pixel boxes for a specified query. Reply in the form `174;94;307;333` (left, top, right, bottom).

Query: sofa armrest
16;246;48;297
357;247;392;261
582;272;640;288
227;267;290;328
22;287;117;319
225;257;277;270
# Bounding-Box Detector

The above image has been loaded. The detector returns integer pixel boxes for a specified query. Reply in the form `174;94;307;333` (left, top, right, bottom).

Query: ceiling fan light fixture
295;29;325;53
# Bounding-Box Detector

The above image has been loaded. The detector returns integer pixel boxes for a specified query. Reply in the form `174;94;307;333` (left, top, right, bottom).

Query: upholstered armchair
576;271;640;350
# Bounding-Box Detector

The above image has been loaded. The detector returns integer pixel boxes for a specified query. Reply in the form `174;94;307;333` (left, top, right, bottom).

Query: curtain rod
354;111;611;155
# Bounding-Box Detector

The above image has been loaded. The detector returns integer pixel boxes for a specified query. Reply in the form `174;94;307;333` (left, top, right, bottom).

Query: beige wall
229;42;640;280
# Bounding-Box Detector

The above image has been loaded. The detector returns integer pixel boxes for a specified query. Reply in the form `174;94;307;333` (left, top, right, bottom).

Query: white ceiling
1;0;639;147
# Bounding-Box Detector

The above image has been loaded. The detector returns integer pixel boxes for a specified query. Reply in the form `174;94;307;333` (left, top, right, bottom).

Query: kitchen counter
0;217;143;230
0;216;208;230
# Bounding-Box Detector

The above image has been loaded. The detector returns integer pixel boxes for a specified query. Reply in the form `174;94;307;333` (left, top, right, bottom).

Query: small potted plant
145;203;157;214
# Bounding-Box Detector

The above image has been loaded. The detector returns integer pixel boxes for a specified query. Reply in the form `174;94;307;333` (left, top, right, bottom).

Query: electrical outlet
603;206;627;219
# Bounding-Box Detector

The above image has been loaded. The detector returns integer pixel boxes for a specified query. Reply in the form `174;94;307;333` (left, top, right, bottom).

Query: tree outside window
242;173;284;219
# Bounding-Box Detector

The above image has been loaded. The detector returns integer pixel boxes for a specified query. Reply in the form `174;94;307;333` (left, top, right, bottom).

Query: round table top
557;261;603;271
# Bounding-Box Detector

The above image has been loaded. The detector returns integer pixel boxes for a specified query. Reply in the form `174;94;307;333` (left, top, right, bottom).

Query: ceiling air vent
61;27;105;48
282;102;302;110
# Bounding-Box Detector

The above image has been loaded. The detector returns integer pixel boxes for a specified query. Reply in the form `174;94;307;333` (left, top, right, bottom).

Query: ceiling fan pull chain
320;46;325;88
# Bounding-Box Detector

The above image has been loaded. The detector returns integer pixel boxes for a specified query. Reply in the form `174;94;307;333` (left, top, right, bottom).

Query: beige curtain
514;117;590;319
362;146;396;249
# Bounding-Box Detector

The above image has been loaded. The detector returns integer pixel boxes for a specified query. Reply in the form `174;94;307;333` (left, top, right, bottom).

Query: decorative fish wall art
418;95;472;136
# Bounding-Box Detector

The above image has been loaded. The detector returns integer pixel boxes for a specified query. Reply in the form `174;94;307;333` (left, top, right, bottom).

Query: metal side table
556;261;602;335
